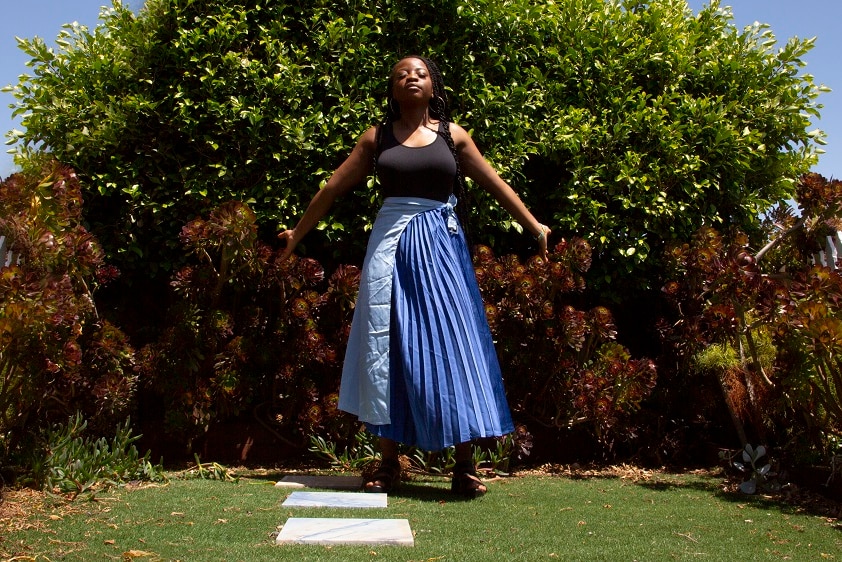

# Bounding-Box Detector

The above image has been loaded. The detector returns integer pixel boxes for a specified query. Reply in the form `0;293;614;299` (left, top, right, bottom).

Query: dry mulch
1;487;90;536
0;487;74;560
0;480;166;560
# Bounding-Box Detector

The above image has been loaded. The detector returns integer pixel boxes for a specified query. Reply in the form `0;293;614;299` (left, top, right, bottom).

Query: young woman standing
279;56;549;498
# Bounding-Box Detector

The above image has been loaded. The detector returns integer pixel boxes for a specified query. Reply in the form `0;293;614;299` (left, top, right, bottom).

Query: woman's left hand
536;224;551;260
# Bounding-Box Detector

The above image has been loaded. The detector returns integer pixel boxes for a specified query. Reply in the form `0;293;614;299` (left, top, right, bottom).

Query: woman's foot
451;461;487;499
364;457;401;493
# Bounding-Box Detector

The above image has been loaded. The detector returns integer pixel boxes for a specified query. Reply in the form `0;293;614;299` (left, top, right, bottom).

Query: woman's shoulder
355;125;381;150
360;124;380;140
446;121;474;148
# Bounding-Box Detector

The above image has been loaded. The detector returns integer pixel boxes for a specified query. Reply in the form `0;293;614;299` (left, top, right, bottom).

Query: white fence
0;235;17;267
812;231;842;270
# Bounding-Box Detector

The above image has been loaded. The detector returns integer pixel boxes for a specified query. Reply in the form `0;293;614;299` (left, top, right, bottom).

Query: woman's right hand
277;229;297;261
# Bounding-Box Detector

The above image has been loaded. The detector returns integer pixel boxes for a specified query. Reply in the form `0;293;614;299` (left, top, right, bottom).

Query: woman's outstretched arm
450;123;550;257
278;126;378;259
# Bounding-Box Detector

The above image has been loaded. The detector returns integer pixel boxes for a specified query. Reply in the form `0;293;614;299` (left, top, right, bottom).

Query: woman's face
390;57;433;105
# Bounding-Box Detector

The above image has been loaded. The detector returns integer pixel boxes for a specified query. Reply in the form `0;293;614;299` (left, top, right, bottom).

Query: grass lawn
1;466;840;561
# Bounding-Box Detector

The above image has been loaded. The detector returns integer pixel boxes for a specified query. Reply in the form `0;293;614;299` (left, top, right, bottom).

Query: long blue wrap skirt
365;205;514;451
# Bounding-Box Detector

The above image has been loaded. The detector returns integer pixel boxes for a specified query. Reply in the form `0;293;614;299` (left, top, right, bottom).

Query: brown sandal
364;458;401;493
451;461;487;499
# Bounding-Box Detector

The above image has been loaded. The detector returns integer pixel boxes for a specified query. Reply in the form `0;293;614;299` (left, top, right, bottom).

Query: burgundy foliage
659;173;842;454
0;161;133;452
135;201;360;450
474;238;657;448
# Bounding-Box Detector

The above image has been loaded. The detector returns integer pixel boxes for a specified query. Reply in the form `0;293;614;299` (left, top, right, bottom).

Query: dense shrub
135;201;360;451
474;240;657;451
0;161;135;461
658;173;842;463
7;0;824;299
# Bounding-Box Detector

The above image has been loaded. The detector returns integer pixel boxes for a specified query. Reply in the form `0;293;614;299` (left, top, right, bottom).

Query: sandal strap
365;457;401;492
453;460;477;476
374;458;400;478
451;466;487;498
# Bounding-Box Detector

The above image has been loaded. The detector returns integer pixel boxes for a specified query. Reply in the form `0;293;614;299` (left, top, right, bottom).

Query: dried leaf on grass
123;549;157;559
1;488;93;559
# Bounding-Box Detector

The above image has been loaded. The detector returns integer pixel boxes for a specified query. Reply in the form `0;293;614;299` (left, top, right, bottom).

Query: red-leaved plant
659;226;779;446
658;173;842;456
135;201;360;451
0;161;133;456
473;239;657;449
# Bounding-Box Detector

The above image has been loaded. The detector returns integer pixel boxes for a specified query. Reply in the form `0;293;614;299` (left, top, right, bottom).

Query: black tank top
377;122;458;203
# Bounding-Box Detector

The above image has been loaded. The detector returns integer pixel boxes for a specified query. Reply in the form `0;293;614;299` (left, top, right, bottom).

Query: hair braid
415;56;473;250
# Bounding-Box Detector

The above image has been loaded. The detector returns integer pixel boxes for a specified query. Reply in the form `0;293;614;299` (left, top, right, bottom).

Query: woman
278;56;549;498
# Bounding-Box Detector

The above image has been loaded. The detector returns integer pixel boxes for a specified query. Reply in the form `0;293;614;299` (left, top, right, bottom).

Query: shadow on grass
237;466;482;503
236;465;340;483
387;480;485;503
635;478;721;494
263;469;488;503
635;473;842;522
241;463;842;518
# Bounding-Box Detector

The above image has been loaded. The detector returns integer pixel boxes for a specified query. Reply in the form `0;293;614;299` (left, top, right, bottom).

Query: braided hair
373;56;472;246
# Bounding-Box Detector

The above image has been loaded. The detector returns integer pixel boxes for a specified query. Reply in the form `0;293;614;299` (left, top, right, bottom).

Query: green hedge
8;0;825;296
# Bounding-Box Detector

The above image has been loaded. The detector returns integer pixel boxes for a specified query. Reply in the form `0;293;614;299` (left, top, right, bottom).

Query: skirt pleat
367;206;514;451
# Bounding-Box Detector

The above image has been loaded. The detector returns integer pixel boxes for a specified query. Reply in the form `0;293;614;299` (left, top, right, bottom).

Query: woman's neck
395;105;434;130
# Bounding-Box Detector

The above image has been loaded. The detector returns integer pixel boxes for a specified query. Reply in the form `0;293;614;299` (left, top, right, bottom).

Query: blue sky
1;1;839;180
686;0;840;181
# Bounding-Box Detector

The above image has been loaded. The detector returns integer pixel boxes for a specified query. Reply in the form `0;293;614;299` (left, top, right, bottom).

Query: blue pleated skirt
366;206;514;451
